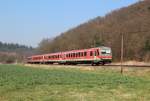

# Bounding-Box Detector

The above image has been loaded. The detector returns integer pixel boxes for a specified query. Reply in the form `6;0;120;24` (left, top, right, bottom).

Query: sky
0;0;139;47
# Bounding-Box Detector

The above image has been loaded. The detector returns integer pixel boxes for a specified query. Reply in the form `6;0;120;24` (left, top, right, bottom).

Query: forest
0;41;34;63
38;0;150;61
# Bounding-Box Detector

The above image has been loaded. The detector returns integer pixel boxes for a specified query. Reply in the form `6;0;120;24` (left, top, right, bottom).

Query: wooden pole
121;33;124;74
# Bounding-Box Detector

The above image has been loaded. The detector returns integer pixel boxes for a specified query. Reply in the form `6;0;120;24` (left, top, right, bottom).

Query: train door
90;49;94;60
61;53;66;64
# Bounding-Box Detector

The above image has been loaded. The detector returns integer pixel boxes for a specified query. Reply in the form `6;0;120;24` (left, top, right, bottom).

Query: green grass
0;64;150;101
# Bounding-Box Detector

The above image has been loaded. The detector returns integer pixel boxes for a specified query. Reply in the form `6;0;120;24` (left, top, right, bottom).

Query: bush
0;54;17;64
143;52;150;62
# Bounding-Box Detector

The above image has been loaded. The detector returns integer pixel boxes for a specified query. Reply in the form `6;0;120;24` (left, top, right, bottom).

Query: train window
84;52;87;56
90;51;93;56
72;53;74;57
101;49;111;54
70;53;72;57
101;51;106;54
75;53;77;57
77;52;79;57
73;53;75;57
76;53;78;57
97;50;99;56
79;52;81;57
80;52;82;57
81;52;83;57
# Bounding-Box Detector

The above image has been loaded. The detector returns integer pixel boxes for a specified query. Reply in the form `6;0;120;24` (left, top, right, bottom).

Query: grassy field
0;64;150;101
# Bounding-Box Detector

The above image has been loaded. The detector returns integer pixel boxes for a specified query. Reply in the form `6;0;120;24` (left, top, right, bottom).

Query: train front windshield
101;48;112;56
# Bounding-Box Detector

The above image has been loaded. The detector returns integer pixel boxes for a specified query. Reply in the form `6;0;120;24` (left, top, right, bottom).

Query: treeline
0;41;33;52
38;0;150;61
0;41;34;63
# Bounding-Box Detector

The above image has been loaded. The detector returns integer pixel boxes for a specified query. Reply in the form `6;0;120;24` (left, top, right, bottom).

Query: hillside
38;0;150;61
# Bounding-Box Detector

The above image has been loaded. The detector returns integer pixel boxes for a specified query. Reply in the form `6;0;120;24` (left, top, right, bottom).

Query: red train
27;46;112;65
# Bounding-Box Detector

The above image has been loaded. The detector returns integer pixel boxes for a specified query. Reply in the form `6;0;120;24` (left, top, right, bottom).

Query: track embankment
24;64;150;71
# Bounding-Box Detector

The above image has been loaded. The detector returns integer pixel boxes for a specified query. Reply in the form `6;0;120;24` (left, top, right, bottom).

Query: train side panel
27;47;112;65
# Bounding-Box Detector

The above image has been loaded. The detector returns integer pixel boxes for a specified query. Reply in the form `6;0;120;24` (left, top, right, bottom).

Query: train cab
99;47;112;64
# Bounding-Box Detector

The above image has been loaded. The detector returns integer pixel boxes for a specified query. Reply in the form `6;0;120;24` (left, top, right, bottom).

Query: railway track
75;64;150;68
104;64;150;67
64;64;150;68
27;63;150;68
